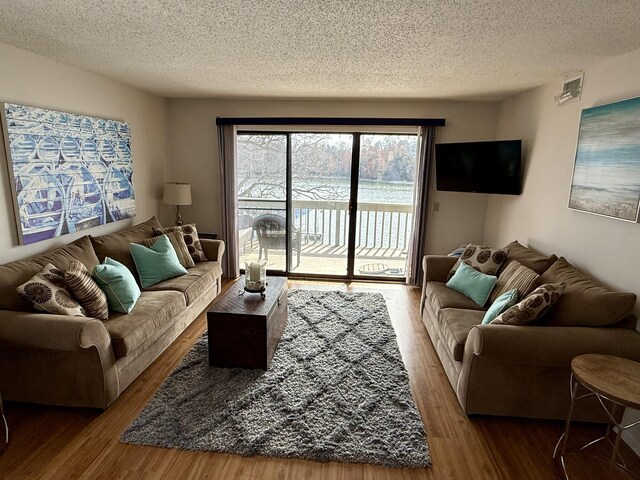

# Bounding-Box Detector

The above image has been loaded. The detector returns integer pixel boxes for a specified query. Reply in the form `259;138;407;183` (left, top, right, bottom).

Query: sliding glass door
290;134;353;276
354;135;418;278
236;131;418;280
236;134;287;273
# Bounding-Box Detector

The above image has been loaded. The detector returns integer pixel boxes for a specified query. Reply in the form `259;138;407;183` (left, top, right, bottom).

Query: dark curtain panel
406;126;436;286
217;124;239;278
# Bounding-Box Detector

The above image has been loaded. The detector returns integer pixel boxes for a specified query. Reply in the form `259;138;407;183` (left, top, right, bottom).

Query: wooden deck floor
239;242;407;277
0;280;638;479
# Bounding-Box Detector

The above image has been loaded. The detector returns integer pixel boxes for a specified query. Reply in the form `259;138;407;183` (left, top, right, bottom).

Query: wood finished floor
1;279;638;479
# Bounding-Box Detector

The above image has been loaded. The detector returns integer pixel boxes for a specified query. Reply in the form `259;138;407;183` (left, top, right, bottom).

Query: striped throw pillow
141;230;195;269
65;260;109;321
152;224;207;264
489;260;539;304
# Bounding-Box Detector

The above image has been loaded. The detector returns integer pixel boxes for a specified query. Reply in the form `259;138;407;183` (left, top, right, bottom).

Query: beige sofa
0;217;224;409
420;241;640;421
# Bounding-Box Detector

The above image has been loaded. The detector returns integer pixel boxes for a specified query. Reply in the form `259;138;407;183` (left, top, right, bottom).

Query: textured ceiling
1;1;640;100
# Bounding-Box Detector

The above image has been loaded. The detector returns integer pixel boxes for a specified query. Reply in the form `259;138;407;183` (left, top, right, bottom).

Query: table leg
607;425;623;480
554;374;580;479
0;390;7;446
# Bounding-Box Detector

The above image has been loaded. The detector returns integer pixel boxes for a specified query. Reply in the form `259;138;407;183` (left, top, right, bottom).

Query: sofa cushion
140;230;195;269
489;260;539;303
142;261;222;305
17;263;85;317
492;283;565;325
65;260;109;321
446;262;497;306
483;289;519;324
90;216;162;278
501;240;557;275
437;308;485;361
130;235;188;288
0;235;99;311
448;244;468;257
426;282;487;313
104;290;186;358
540;257;637;327
448;243;508;280
92;257;141;314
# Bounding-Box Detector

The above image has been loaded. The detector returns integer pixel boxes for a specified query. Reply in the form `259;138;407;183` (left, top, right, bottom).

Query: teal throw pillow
446;261;497;306
482;289;519;324
92;257;141;313
130;234;188;288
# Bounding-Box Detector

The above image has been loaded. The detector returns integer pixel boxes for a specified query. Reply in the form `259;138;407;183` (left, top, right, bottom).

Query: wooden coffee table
207;276;287;369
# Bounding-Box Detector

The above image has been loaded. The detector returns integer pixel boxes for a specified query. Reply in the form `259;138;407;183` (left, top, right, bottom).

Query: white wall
167;98;500;254
484;47;640;318
484;46;640;452
0;43;170;263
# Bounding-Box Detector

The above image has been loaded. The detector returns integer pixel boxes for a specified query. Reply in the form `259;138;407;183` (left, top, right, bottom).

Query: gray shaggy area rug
121;290;430;468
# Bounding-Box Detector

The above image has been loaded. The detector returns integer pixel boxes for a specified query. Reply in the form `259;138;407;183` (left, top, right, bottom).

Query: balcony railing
238;197;413;251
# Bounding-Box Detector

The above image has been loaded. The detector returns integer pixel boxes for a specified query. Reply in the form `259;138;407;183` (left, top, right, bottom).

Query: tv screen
435;140;522;195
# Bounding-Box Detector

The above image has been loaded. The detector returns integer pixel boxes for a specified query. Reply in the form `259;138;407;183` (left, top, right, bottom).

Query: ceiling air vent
555;72;584;106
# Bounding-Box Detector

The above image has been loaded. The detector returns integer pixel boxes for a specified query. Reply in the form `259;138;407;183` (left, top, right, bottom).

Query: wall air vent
555;72;584;106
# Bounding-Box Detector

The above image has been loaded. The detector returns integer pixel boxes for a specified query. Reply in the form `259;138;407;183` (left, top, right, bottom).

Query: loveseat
0;217;224;409
420;240;640;421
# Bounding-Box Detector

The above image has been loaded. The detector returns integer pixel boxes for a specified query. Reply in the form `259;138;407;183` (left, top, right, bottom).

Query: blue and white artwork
1;103;135;244
569;96;640;222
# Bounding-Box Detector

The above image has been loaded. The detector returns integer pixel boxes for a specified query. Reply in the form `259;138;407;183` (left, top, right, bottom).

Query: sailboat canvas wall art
1;103;135;245
568;96;640;222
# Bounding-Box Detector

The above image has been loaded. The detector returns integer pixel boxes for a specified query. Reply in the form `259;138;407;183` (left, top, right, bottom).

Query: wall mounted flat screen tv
435;140;522;195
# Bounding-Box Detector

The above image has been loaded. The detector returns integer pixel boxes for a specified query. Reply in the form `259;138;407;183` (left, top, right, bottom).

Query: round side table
553;354;640;480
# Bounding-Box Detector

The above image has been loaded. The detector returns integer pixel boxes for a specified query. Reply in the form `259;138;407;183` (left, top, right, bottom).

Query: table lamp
163;182;192;226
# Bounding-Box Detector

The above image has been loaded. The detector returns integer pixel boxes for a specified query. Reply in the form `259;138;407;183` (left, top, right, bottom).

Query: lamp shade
163;182;192;205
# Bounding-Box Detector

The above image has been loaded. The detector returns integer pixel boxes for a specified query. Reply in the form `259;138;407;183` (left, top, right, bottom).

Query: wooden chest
207;276;287;369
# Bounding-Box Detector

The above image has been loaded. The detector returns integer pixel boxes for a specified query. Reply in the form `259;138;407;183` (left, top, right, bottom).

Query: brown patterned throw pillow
141;230;195;269
17;263;86;317
65;260;109;321
491;282;565;325
448;243;509;280
488;260;540;304
153;224;207;263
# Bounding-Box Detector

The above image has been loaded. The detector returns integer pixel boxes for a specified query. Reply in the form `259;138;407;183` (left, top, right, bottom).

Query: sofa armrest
420;255;458;312
465;323;640;368
201;239;225;263
422;255;457;282
0;310;119;408
0;310;112;352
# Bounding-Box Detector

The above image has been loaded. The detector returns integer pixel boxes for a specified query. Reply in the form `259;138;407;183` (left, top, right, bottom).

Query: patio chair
237;214;254;254
253;214;301;267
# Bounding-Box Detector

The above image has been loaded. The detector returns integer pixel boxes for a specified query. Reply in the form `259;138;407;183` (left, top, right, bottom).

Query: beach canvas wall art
1;103;135;245
568;96;640;222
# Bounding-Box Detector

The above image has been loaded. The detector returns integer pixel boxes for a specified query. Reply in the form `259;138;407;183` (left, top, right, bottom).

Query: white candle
249;262;261;282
